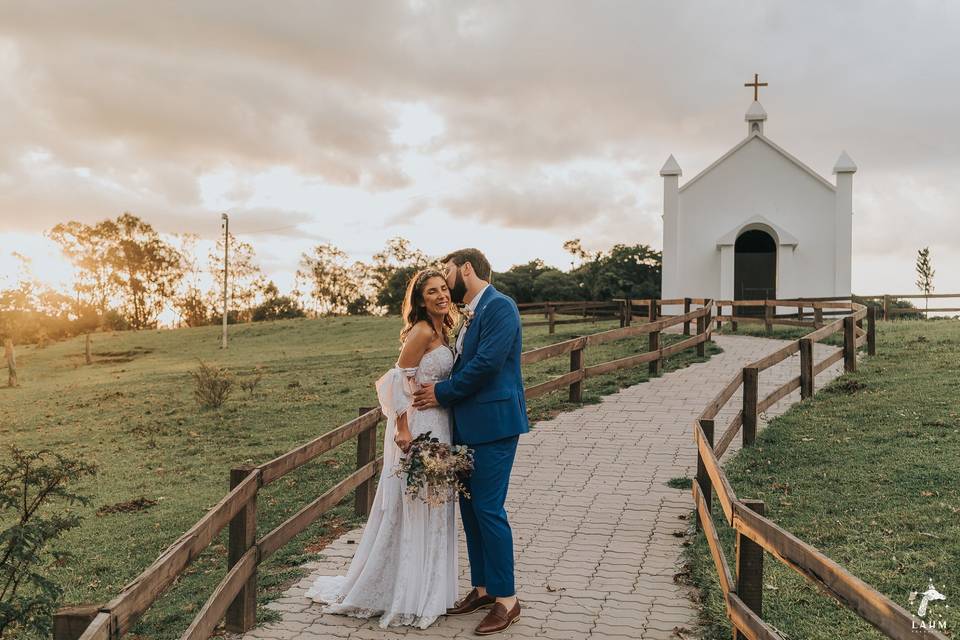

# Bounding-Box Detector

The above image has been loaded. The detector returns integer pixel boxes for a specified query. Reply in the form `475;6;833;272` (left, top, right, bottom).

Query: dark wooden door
734;230;776;316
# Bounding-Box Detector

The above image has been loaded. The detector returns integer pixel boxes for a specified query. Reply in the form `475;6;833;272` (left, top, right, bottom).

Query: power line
230;222;306;236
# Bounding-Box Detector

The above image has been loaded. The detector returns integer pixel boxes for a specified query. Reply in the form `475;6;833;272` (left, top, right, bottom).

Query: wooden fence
714;294;960;327
858;293;960;319
56;299;715;640
518;300;623;334
692;299;947;639
714;298;859;334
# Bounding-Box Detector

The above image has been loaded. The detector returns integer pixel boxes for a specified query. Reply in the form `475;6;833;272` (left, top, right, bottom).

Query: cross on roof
744;73;768;101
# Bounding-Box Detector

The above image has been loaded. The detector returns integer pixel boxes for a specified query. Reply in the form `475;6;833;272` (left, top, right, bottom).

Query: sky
0;1;958;296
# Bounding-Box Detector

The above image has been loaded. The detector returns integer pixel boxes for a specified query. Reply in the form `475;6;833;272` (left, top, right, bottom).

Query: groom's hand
413;383;439;409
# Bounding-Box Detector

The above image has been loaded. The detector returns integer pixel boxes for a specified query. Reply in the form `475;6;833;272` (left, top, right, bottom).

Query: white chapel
660;76;857;305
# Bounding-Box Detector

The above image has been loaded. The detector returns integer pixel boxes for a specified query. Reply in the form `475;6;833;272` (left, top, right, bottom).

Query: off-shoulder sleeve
375;366;418;419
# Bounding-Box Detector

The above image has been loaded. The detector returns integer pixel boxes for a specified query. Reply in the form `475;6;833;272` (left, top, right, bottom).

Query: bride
305;268;459;629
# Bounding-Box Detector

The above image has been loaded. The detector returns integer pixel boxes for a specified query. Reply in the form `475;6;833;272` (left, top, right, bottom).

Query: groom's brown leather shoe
474;600;521;635
446;588;496;615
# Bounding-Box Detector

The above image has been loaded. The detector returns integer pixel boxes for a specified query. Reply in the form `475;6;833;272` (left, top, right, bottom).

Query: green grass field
686;319;960;639
2;313;719;638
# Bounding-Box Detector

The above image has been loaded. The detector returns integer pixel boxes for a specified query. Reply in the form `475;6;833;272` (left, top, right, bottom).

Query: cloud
441;174;637;229
0;1;958;291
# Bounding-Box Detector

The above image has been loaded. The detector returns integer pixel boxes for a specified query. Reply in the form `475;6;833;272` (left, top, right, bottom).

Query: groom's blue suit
434;285;528;597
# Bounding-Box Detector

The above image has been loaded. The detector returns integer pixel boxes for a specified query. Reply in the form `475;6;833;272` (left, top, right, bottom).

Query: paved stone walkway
240;334;845;640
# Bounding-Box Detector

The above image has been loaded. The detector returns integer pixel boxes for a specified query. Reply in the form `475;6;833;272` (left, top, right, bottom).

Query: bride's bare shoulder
398;321;433;367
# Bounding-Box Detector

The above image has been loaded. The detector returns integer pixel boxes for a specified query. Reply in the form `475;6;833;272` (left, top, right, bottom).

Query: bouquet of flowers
394;432;474;506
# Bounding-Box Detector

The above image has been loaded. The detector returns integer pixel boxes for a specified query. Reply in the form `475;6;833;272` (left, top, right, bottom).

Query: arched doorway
734;229;776;315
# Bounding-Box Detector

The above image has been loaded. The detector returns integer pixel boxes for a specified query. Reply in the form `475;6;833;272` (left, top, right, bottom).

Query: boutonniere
457;307;475;334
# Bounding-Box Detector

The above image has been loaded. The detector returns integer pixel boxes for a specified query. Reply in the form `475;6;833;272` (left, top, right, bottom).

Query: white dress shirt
454;283;489;359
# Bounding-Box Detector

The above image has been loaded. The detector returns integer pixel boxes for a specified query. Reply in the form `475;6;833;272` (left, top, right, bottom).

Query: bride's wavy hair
400;268;457;344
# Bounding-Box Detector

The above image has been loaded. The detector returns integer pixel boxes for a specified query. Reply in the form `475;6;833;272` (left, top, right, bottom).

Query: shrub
239;367;263;397
191;361;233;409
0;447;96;639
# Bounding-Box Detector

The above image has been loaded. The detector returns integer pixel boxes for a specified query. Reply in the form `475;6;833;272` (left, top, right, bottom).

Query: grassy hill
3;313;719;638
686;319;960;638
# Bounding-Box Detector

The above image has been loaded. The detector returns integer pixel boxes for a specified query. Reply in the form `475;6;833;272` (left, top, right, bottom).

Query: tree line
0;213;662;344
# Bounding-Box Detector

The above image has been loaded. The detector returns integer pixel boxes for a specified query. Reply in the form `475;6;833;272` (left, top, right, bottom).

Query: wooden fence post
734;499;766;640
843;316;856;373
648;301;660;376
883;294;890;321
569;346;583;403
547;304;556;335
84;333;92;365
53;605;100;640
867;306;877;356
814;305;823;329
4;339;16;388
694;418;714;532
716;303;722;331
742;366;759;447
355;407;378;517
696;313;706;358
225;466;258;633
764;301;773;334
799;338;814;399
625;298;633;327
797;304;804;323
619;301;626;328
683;297;691;336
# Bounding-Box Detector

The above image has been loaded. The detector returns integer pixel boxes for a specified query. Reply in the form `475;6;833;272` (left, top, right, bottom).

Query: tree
0;447;96;638
0;258;96;344
251;282;306;321
370;238;431;314
494;260;554;304
208;232;268;323
915;246;935;313
105;214;186;329
532;269;582;302
48;220;117;321
297;243;363;315
51;214;186;330
173;234;208;327
563;238;600;264
566;241;661;301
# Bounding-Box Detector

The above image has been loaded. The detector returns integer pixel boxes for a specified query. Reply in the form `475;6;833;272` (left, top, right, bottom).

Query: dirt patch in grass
96;496;158;516
88;347;155;364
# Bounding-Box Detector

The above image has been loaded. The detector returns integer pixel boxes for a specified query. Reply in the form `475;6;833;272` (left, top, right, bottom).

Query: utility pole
221;212;229;349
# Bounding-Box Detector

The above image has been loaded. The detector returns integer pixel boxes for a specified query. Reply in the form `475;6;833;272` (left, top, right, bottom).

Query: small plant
191;361;233;409
0;446;97;639
239;367;264;397
915;246;935;313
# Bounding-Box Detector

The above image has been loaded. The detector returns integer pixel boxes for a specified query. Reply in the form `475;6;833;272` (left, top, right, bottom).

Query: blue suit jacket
434;285;529;445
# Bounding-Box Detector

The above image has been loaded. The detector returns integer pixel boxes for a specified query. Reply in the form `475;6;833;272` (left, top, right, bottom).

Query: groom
413;248;527;635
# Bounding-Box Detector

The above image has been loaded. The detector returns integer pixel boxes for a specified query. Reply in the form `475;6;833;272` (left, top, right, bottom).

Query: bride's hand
395;427;413;453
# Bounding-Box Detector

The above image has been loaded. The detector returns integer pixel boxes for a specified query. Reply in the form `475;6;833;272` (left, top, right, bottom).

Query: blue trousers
459;435;518;597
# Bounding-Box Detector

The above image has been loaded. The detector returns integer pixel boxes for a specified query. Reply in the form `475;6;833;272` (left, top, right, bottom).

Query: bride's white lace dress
305;345;458;629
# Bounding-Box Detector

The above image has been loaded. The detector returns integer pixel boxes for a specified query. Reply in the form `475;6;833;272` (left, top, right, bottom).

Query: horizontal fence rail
692;299;948;639
58;298;717;640
518;300;624;333
714;294;960;327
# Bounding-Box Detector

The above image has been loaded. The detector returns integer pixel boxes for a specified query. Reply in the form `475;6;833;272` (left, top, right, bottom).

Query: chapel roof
678;125;837;194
